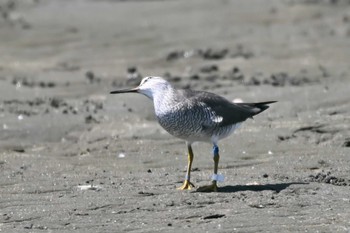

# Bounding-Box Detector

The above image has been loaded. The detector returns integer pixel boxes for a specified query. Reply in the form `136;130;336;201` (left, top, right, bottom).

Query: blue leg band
213;145;219;156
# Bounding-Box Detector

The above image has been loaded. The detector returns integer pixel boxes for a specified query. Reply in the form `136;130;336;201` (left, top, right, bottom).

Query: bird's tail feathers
237;101;277;115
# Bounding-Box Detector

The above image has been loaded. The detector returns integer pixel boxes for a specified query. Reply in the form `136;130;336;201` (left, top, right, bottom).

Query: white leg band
211;174;224;182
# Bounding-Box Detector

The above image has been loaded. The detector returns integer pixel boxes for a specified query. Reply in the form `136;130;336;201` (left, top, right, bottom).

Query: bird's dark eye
141;77;152;85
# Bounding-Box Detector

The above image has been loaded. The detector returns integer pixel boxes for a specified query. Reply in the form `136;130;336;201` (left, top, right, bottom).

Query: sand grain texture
1;0;350;232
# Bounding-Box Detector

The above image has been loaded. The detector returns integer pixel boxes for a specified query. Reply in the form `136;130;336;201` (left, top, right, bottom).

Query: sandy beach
1;0;350;232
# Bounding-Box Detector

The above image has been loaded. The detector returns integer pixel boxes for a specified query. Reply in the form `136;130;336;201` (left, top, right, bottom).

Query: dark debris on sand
1;97;104;124
307;171;350;186
154;66;320;91
166;45;254;61
11;76;56;88
246;72;318;87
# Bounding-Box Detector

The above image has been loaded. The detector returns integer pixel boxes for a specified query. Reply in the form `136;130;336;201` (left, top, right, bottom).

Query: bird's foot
196;182;218;192
177;180;195;190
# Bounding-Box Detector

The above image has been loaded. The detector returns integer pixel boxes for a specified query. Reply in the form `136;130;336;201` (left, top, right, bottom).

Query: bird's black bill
110;88;138;94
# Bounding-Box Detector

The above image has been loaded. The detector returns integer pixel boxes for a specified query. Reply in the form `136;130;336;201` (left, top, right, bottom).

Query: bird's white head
110;76;171;100
137;76;171;99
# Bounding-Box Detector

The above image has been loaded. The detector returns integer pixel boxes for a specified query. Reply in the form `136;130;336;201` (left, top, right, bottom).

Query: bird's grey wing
180;90;256;127
201;96;256;127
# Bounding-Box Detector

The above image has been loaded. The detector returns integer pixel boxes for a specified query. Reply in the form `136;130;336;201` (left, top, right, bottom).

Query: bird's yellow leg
178;144;195;190
197;145;219;192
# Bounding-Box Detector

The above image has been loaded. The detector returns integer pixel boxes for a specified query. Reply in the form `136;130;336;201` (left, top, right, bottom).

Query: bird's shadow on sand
215;182;307;193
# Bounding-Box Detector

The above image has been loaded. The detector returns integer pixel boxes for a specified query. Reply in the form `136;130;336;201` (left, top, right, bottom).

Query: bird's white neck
152;85;177;116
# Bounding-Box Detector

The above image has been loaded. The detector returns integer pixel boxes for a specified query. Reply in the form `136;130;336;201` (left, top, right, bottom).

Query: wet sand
1;0;350;232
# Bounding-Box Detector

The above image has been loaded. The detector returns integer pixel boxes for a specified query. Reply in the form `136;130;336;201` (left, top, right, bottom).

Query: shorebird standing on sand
110;76;276;192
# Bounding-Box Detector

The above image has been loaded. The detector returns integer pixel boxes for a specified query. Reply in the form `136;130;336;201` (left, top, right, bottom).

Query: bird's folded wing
190;92;256;127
